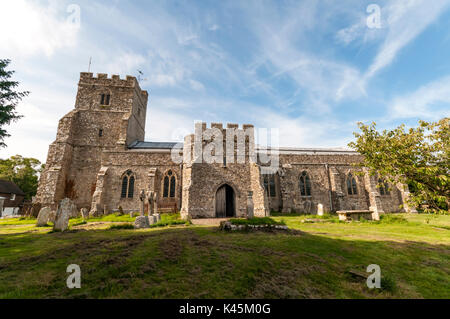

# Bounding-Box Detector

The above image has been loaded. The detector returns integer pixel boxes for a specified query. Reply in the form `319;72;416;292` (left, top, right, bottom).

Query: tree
0;155;43;201
0;59;29;147
349;118;449;213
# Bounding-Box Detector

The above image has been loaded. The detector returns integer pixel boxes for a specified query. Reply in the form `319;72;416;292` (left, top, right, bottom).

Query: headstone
134;216;149;229
247;191;254;219
0;197;5;217
317;203;324;216
53;198;71;232
153;213;161;222
148;215;157;225
152;192;158;214
36;207;52;226
80;208;89;220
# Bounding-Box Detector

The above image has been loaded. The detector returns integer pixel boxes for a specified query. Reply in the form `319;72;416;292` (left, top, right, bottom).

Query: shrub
109;223;134;230
381;275;397;293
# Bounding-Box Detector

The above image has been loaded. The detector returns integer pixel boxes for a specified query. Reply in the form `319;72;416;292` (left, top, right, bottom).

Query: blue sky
1;0;450;162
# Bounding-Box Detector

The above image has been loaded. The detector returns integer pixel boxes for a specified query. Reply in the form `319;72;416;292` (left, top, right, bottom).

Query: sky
1;0;450;163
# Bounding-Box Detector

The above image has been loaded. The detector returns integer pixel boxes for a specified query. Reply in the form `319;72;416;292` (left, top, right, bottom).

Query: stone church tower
34;73;148;210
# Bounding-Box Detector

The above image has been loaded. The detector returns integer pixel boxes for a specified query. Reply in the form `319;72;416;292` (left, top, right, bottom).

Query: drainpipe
325;164;333;212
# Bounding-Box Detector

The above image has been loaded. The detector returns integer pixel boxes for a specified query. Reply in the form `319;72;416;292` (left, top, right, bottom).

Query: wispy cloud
389;75;450;120
0;0;80;57
366;0;450;79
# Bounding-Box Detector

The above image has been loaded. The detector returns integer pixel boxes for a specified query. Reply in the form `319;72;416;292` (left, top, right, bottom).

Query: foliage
0;59;29;147
108;223;134;230
0;155;43;200
349;119;449;213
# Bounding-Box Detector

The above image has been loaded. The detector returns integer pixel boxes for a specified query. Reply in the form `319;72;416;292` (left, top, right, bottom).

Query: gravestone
148;215;157;225
80;208;89;220
246;191;254;219
53;198;71;232
154;213;161;222
134;216;149;229
317;203;324;216
36;207;52;226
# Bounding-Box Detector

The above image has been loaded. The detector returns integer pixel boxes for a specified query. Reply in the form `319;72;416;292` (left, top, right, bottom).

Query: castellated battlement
194;122;255;132
79;72;148;98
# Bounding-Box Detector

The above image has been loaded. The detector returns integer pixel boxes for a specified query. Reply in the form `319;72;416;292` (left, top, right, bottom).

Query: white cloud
366;0;450;78
0;0;80;57
189;79;205;91
389;75;450;120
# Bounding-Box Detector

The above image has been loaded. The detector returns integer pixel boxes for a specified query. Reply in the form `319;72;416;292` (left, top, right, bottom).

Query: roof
128;141;358;155
0;180;25;196
129;141;182;150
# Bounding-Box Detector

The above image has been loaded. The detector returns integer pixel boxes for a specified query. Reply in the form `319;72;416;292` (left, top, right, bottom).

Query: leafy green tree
349;118;449;213
0;59;29;147
0;155;43;201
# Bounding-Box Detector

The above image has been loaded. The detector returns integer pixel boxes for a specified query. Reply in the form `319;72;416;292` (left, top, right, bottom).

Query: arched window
299;171;311;196
163;170;176;198
263;175;276;197
347;173;358;195
378;178;390;196
121;170;135;198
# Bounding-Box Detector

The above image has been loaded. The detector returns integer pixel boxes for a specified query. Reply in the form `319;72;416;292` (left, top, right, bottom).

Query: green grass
0;213;448;298
229;217;285;226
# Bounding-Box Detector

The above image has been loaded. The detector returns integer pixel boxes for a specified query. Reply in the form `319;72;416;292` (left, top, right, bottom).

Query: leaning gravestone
36;207;52;226
53;198;72;232
80;208;89;220
134;216;149;229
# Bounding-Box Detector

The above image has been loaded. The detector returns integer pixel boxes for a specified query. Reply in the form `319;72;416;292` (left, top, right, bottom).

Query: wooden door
216;185;226;217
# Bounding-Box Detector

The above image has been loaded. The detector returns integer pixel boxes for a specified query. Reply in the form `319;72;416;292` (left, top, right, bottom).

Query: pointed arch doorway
215;184;235;218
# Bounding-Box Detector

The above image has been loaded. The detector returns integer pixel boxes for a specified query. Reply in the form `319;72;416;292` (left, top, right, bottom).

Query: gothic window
347;173;358;195
263;175;276;197
120;170;135;198
98;129;103;137
100;94;110;105
163;170;176;198
378;178;390;195
299;171;311;196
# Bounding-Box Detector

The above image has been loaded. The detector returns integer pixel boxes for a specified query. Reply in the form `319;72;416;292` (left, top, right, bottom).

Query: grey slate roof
0;180;25;195
129;141;182;149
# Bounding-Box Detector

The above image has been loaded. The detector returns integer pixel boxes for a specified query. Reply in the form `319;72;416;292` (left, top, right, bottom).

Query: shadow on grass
0;226;448;299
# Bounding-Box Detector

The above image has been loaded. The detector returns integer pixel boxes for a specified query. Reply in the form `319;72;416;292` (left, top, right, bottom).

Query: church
34;72;415;219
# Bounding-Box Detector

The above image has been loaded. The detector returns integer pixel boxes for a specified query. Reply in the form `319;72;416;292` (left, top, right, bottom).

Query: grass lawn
0;213;448;299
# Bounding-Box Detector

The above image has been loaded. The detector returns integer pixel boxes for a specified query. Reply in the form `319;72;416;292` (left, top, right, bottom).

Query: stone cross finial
139;190;145;216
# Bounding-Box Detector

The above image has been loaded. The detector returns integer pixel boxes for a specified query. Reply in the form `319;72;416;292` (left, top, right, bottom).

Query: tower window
98;129;103;137
100;94;111;105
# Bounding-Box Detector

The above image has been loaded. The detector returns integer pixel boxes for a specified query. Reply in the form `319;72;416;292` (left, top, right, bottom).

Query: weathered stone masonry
34;72;414;218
